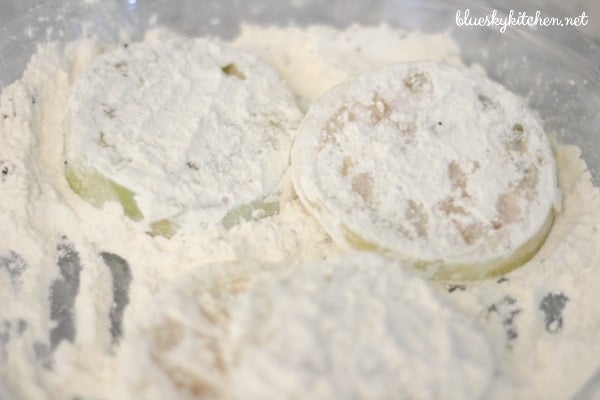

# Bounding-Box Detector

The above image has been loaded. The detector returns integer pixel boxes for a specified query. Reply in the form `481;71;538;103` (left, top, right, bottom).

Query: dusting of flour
0;23;599;400
291;61;558;279
121;254;493;400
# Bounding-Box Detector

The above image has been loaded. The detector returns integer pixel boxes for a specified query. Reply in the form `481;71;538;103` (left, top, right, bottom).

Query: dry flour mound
0;22;599;400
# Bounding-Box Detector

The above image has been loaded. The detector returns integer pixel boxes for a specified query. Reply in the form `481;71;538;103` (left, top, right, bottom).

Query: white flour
291;61;559;279
121;254;494;400
0;23;599;400
226;254;493;400
64;38;302;231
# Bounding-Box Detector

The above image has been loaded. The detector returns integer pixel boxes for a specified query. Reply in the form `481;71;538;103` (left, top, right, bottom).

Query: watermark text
456;9;589;33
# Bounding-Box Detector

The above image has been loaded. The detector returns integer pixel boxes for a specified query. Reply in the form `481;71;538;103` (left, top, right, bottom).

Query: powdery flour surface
0;23;599;400
65;37;302;231
122;254;493;400
291;61;559;279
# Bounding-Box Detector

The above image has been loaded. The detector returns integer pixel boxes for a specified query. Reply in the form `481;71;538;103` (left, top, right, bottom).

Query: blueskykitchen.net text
456;9;589;33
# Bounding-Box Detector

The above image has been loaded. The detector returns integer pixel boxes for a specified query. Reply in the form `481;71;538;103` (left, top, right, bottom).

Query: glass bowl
1;0;599;184
1;0;599;398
